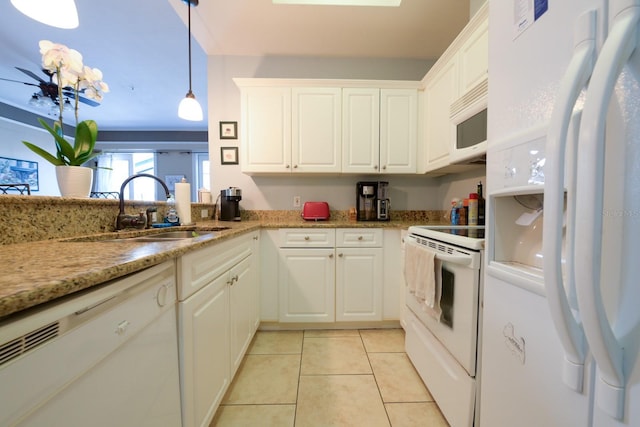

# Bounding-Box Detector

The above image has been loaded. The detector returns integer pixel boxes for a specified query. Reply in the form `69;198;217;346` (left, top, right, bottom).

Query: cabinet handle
294;165;298;169
304;236;310;241
329;254;334;259
156;283;171;307
286;164;291;169
357;236;363;241
339;253;343;257
374;165;379;170
253;236;259;240
115;320;130;336
382;165;387;170
234;275;239;282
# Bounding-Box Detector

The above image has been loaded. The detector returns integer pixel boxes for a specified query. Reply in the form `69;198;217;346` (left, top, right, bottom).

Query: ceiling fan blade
0;77;39;87
15;67;46;83
62;90;101;107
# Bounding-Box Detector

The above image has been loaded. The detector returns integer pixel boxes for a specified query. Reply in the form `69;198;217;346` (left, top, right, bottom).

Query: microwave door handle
543;9;597;392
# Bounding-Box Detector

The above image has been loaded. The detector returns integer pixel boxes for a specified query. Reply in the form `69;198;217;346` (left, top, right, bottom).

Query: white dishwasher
0;260;182;427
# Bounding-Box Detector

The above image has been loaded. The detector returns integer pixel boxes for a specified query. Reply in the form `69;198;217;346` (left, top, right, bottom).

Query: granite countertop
0;218;425;321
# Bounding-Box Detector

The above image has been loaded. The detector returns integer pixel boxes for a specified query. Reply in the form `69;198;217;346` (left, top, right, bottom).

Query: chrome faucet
116;173;171;230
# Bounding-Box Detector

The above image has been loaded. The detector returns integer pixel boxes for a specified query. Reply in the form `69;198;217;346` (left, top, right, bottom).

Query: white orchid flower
36;40;108;126
39;40;83;76
79;66;109;100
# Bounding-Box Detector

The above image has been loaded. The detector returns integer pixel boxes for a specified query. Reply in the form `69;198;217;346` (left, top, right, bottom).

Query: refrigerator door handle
575;0;640;420
543;9;597;393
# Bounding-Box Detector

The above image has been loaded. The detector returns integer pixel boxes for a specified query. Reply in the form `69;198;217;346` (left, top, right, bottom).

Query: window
95;152;156;200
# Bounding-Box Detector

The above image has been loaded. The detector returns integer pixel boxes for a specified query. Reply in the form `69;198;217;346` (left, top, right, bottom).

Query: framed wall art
0;156;39;191
220;147;239;165
219;121;238;139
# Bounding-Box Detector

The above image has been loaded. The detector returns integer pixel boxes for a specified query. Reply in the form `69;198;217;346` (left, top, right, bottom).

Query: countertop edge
0;220;427;320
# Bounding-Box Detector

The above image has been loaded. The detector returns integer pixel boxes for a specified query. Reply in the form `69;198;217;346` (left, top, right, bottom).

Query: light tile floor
211;328;449;427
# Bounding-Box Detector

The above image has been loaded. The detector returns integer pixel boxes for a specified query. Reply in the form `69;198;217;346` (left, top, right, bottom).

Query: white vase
55;166;93;198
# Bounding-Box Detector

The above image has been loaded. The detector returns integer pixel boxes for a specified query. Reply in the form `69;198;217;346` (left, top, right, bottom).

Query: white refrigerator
481;0;640;426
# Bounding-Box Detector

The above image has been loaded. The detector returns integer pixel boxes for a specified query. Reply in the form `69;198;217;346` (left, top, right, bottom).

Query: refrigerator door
542;8;598;392
479;274;594;427
574;0;640;423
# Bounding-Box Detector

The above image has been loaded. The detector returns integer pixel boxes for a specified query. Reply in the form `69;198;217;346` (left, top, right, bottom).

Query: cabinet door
229;255;255;376
240;87;292;173
380;89;418;174
179;273;230;427
278;248;335;322
458;17;488;96
423;58;458;172
335;247;383;321
292;87;342;173
342;88;380;173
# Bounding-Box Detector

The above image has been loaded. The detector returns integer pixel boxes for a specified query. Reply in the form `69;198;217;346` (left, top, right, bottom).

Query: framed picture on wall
220;147;238;165
219;121;237;139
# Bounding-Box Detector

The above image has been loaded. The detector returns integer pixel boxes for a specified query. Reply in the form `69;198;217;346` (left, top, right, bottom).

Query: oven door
404;235;481;376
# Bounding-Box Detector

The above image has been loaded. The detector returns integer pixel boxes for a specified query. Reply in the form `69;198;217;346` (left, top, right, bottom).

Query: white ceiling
0;0;470;132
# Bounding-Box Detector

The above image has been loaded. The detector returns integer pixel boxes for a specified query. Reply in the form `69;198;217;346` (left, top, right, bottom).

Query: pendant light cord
187;0;193;94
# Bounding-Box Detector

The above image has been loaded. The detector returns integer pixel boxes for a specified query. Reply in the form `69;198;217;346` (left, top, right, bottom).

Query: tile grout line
359;329;395;427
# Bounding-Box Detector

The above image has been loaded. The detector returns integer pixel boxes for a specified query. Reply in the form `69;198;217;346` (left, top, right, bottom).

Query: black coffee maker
356;181;390;221
220;187;242;221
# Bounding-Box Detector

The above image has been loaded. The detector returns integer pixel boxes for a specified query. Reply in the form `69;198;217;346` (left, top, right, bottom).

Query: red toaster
301;201;330;221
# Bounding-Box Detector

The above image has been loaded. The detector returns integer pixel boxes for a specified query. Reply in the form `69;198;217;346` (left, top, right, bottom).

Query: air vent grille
0;321;59;366
450;78;488;118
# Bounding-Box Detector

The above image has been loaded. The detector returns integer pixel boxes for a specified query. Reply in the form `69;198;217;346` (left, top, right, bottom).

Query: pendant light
11;0;79;29
178;0;203;122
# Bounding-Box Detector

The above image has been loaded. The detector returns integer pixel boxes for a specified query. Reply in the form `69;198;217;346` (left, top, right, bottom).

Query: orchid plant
22;40;109;166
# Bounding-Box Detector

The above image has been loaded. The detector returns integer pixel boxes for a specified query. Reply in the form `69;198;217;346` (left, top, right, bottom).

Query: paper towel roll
175;180;192;225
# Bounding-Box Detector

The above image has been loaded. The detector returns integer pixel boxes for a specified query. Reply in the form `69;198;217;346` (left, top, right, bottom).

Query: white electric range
404;225;484;427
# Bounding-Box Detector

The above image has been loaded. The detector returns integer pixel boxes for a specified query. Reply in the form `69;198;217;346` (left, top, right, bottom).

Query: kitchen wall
0;117;60;195
205;55;485;212
470;0;486;17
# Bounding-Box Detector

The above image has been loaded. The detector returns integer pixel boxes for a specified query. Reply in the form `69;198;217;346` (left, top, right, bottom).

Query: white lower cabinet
178;231;259;427
279;247;335;322
335;228;383;321
277;228;388;323
335;247;383;321
179;271;230;427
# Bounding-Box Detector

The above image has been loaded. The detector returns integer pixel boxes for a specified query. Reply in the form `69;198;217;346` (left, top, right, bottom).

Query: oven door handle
433;252;472;266
406;236;473;266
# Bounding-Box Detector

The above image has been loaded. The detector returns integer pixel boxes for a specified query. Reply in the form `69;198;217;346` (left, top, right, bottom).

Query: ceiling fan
0;67;100;107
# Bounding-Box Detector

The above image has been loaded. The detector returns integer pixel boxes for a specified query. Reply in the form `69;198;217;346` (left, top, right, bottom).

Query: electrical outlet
201;209;209;218
293;196;301;207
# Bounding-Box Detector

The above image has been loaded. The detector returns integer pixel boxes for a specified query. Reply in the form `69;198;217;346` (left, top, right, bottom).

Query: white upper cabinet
342;88;380;173
236;79;420;174
380;89;418;174
418;3;488;175
342;88;417;174
240;86;291;173
421;57;459;173
458;16;488;96
292;87;342;173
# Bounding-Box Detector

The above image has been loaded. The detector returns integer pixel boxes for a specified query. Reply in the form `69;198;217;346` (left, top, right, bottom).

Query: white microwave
450;80;488;164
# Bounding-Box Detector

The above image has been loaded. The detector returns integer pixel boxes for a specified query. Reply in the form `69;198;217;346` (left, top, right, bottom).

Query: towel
404;239;442;321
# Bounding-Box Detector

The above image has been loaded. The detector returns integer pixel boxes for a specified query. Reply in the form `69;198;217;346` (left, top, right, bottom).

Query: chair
0;183;31;195
90;191;120;199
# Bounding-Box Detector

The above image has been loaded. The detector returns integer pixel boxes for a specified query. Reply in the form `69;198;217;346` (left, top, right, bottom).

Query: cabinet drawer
178;234;252;301
336;228;383;247
279;228;335;248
